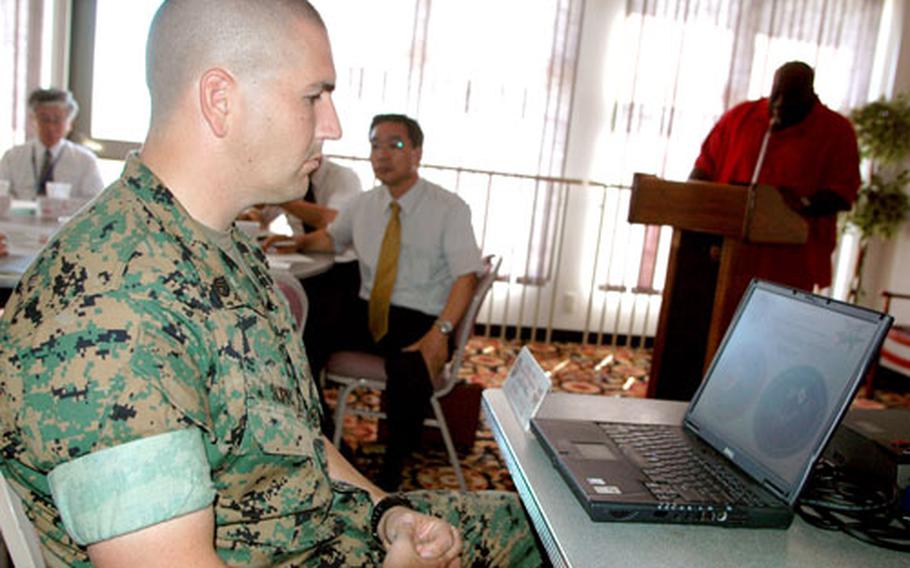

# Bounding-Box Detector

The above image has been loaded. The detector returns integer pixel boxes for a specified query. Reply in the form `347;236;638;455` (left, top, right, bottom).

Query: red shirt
694;98;860;289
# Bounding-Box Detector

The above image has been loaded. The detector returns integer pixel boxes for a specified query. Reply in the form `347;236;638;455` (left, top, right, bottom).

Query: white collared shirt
309;159;362;210
0;139;105;199
328;177;482;316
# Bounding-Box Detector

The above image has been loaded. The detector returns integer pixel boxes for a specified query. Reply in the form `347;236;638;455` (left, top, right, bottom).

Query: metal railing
330;155;665;348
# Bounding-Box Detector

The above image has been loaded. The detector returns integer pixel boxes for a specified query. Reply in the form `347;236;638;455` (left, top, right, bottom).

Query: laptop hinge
762;479;787;501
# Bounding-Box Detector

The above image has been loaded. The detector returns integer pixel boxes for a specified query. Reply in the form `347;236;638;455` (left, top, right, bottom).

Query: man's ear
410;146;423;170
199;68;234;138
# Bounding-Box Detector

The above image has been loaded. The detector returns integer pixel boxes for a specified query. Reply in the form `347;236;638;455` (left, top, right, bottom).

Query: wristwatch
371;493;413;545
434;318;454;335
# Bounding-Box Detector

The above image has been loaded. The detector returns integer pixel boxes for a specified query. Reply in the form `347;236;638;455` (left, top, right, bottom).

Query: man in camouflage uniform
0;1;542;566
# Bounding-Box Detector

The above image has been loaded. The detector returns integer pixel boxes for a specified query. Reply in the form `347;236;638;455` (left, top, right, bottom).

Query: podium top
628;174;807;244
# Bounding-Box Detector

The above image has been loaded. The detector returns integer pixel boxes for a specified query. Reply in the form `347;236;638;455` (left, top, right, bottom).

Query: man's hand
280;200;339;229
320;207;339;225
0;232;7;257
262;229;335;254
381;508;461;568
403;329;448;388
777;186;806;214
237;205;267;224
261;234;304;253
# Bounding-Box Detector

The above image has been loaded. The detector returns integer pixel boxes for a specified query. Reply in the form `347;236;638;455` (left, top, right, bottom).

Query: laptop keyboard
599;422;774;507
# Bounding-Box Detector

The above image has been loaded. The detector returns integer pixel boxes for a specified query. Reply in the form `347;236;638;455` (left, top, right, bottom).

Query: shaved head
769;61;816;129
146;0;325;122
140;0;340;230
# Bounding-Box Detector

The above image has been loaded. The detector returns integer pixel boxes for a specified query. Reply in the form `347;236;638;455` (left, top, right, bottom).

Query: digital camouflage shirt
0;155;382;566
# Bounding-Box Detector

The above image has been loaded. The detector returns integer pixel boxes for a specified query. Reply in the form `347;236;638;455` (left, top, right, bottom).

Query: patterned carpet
327;337;910;492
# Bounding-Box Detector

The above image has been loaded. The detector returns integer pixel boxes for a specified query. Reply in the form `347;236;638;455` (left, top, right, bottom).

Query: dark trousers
303;261;361;378
336;300;443;471
301;261;361;435
304;271;450;482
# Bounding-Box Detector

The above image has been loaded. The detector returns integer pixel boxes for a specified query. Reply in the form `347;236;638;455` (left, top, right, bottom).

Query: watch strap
434;318;454;335
370;493;413;545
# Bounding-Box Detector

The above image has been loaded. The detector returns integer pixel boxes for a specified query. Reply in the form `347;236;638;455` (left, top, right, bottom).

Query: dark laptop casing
532;280;893;528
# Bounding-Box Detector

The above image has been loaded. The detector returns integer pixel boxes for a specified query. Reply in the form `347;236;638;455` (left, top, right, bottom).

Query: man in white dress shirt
260;158;365;435
0;88;104;199
287;114;482;490
245;157;362;234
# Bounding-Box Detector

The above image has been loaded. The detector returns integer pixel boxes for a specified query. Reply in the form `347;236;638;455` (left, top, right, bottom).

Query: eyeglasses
370;137;407;151
33;110;70;125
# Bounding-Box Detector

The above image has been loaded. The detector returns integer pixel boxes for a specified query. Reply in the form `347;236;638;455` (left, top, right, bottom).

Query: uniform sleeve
442;199;483;278
48;428;215;546
6;282;217;541
13;288;213;471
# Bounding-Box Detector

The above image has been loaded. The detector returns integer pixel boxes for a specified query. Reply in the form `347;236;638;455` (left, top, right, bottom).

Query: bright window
90;0;162;142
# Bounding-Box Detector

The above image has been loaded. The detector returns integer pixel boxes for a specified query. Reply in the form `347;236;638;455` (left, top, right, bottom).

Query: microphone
742;121;775;239
750;121;775;187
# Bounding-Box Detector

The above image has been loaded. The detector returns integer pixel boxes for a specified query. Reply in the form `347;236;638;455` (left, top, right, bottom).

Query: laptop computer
531;279;893;528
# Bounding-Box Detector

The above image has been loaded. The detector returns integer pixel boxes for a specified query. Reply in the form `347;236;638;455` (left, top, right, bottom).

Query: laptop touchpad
574;442;618;460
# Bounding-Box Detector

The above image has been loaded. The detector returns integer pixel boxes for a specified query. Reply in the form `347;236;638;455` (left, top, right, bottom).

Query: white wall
860;0;910;323
552;0;910;333
483;0;910;338
482;0;663;341
553;0;648;337
33;0;910;335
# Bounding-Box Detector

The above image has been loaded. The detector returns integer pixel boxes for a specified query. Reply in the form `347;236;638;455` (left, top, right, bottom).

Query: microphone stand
741;121;775;240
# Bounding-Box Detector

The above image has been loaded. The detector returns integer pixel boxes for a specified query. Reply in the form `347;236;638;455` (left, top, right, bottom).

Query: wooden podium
629;173;808;401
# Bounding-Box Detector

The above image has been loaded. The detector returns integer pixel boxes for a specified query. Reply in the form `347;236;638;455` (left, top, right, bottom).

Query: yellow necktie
369;201;401;341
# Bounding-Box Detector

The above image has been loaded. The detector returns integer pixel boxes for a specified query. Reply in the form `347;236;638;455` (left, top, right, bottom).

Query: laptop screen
685;280;891;503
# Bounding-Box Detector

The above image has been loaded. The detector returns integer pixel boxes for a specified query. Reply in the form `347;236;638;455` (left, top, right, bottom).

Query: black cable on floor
797;459;910;552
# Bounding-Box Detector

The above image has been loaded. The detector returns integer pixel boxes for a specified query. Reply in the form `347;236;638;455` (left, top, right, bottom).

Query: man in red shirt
690;61;860;290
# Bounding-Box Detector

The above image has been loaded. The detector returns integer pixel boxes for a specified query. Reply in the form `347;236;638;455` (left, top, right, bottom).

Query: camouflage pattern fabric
0;155;542;567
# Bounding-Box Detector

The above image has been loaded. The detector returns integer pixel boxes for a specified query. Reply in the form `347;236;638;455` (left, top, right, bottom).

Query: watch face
436;319;453;334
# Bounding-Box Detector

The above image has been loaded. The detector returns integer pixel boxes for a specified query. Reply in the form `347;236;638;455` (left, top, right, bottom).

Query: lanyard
31;144;64;185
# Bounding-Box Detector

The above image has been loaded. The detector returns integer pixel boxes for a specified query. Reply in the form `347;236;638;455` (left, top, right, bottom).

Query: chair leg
332;381;358;447
430;398;467;492
863;360;879;399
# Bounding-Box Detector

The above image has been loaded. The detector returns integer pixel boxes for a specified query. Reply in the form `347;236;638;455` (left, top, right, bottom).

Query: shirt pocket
400;242;437;285
246;398;316;457
243;360;317;459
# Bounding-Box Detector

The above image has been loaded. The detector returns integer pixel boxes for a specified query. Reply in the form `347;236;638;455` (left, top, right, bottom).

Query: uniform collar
120;152;274;312
118;154;310;415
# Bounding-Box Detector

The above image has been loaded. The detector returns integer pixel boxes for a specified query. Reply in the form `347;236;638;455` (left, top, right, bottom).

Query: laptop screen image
685;281;892;505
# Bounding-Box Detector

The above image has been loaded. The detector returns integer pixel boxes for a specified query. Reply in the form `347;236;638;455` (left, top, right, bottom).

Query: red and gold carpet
327;337;910;492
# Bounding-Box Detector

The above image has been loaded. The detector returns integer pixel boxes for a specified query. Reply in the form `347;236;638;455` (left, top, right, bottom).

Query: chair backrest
0;472;45;568
438;254;501;396
270;269;308;337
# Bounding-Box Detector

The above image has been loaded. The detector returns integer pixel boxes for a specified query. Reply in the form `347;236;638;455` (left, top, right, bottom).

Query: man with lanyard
0;88;104;199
